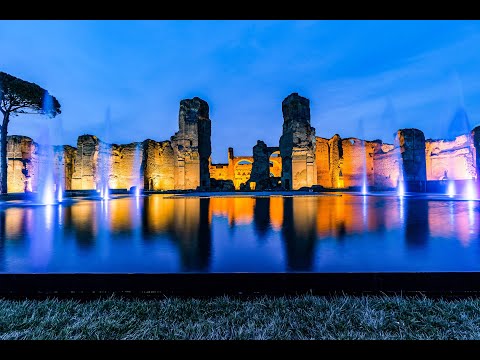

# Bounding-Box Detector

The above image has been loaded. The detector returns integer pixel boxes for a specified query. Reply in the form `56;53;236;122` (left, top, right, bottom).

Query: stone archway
233;158;253;189
269;150;282;178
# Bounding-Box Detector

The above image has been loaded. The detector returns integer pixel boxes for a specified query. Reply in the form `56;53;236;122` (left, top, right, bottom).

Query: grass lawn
1;295;480;340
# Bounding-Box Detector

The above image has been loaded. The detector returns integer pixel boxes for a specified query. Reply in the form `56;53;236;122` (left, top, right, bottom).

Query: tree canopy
0;71;62;194
0;71;61;118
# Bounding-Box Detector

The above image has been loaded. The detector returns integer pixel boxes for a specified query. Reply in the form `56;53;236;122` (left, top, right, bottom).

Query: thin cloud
311;32;480;141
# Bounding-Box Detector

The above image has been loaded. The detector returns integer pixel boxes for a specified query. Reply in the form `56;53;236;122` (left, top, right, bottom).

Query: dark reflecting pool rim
2;272;480;299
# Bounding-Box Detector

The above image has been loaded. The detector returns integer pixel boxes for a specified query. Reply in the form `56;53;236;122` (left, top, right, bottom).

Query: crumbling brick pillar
395;128;427;192
171;97;211;190
279;93;317;190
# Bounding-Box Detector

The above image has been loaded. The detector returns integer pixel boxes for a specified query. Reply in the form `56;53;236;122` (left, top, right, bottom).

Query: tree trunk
0;113;9;194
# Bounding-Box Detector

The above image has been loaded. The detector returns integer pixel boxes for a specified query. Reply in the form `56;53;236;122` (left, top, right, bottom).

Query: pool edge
1;272;480;299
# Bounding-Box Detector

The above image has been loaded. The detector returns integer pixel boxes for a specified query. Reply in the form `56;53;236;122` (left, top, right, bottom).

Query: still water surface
0;193;479;273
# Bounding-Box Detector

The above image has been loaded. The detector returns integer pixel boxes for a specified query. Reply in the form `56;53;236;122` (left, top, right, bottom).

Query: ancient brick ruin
4;93;480;193
279;93;317;190
171;97;211;190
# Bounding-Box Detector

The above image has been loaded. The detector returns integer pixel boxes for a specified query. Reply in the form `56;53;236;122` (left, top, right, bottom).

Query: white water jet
357;119;369;196
361;180;368;196
35;91;66;205
98;108;112;201
37;92;56;205
98;141;111;201
398;180;405;198
464;179;477;201
447;181;455;198
133;142;142;198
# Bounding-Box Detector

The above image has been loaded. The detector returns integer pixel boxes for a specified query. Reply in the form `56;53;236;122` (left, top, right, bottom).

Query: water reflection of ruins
1;194;480;272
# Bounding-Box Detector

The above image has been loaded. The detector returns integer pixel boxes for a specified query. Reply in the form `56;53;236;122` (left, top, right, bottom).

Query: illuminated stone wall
53;145;76;191
425;134;476;181
395;129;427;191
210;146;283;190
143;140;175;191
229;152;253;190
315;137;330;187
328;134;343;188
69;136;178;192
69;97;212;192
233;163;252;189
6;136;37;193
171;97;211;190
210;147;255;190
71;134;99;190
372;143;400;189
6;136;76;193
209;163;229;180
6;95;480;193
315;134;400;189
269;153;282;177
109;142;143;190
341;138;378;188
280;93;317;190
69;136;114;191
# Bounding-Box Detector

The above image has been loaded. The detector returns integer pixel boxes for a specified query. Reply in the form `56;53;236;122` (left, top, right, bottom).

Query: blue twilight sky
1;20;480;163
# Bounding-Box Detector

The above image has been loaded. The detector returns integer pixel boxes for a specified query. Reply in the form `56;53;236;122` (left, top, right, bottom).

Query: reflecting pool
1;193;480;273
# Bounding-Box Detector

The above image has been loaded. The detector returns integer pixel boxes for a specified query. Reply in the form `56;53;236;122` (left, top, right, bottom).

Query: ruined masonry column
279;93;317;190
247;140;270;190
328;134;343;188
395;128;427;192
171;97;212;190
227;147;235;183
71;135;100;190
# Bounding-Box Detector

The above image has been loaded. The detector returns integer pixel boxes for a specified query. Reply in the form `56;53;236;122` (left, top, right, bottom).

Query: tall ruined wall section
71;135;100;190
143;140;175;191
425;134;476;181
279;93;317;190
372;143;399;189
53;145;76;191
6;136;38;193
197;105;212;189
328;134;343;188
341;138;378;188
209;163;229;181
7;136;76;193
395;128;427;191
70;135;176;191
70;135;112;191
171;97;211;190
110;142;143;190
315;128;427;191
315;137;330;187
316;134;399;189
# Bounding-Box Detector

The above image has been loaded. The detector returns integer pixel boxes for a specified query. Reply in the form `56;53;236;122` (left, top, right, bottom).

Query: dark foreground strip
1;272;480;299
